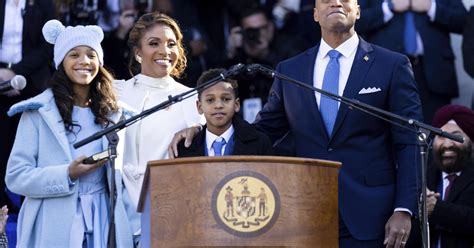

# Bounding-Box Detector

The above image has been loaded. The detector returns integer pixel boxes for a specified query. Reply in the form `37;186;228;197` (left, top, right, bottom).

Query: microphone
0;75;27;93
220;63;246;79
244;63;274;77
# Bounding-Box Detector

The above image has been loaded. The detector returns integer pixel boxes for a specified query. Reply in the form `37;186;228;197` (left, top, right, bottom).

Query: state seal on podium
211;171;280;237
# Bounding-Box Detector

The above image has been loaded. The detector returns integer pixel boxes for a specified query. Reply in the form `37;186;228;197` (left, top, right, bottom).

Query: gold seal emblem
212;171;280;237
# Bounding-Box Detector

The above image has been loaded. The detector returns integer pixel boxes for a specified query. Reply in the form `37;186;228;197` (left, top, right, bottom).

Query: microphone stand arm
73;63;246;149
256;65;462;143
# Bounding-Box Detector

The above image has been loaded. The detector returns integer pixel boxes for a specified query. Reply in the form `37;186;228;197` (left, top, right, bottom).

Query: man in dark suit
355;0;467;123
0;0;55;216
170;0;423;247
252;0;422;246
425;104;474;247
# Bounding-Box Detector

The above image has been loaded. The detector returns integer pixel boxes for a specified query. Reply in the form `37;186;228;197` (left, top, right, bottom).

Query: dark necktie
320;49;342;137
404;11;417;55
434;174;458;247
212;138;226;156
443;174;458;200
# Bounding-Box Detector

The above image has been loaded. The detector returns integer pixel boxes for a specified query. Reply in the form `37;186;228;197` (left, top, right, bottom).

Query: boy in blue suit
177;68;273;157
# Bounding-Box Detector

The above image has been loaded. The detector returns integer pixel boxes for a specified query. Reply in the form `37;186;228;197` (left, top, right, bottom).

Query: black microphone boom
250;63;464;143
221;63;246;78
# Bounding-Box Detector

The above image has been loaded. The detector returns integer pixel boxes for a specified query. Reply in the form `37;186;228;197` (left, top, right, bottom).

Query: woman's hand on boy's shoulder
168;126;201;159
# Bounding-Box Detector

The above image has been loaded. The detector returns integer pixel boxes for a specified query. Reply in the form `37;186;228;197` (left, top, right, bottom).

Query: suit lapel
447;164;474;202
303;45;331;141
331;37;374;141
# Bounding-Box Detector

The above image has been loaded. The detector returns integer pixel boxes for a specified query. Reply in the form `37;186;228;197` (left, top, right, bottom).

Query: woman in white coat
115;12;202;208
6;20;139;247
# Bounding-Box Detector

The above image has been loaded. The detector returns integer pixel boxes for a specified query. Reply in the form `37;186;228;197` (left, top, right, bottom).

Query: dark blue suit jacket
254;37;423;240
356;0;467;97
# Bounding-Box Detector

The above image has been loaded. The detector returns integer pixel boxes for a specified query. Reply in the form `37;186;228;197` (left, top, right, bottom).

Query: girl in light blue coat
5;20;140;247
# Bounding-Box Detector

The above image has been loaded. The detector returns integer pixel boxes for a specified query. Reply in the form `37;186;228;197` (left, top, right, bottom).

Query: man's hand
426;189;440;216
384;211;411;247
391;0;410;13
411;0;432;13
167;126;200;159
0;205;8;234
0;68;15;81
68;156;108;180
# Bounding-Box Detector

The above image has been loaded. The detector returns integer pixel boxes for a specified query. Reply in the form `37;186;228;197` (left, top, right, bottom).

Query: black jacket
426;163;474;248
177;115;273;157
408;161;474;248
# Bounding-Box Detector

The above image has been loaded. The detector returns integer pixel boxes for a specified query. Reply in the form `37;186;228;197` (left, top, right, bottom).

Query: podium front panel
142;156;340;247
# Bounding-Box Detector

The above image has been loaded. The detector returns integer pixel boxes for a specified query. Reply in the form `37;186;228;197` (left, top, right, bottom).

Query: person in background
417;104;474;247
226;6;308;105
463;7;474;78
0;0;55;226
272;0;321;47
102;1;138;80
462;6;474;109
176;68;273;157
356;0;467;123
5;20;139;247
114;12;202;208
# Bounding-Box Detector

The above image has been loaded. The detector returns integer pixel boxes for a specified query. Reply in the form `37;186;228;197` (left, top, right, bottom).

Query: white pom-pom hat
42;19;104;69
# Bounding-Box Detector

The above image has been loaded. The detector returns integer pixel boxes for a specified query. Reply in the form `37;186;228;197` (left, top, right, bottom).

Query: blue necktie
404;11;417;55
320;49;341;137
212;138;226;156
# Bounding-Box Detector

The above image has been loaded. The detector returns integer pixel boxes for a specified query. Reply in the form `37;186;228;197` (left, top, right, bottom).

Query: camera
241;27;262;47
134;0;149;16
68;0;102;25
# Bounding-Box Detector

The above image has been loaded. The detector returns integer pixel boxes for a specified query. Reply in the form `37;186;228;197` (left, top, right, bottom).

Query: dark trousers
340;214;422;248
339;215;384;248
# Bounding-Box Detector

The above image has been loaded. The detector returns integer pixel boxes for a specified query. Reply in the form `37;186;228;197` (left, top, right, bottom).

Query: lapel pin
363;55;369;61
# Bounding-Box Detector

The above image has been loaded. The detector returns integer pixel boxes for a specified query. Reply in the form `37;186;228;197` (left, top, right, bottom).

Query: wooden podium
138;156;340;247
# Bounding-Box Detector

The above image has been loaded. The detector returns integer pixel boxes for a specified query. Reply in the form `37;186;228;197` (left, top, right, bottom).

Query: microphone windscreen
11;75;27;90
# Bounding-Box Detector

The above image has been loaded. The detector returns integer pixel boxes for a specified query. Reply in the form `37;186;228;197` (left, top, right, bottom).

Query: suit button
328;148;333;152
